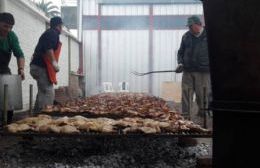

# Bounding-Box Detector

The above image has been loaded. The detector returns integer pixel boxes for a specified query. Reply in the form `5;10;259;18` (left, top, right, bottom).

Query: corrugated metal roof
98;0;201;5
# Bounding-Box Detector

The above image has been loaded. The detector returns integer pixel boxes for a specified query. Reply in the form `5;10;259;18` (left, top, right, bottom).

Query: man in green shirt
0;12;25;123
0;12;25;78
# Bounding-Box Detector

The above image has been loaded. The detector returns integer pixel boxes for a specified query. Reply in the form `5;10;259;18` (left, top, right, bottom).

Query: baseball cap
50;16;63;28
186;15;201;27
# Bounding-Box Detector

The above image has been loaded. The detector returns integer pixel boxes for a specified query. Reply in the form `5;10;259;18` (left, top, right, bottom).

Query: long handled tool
131;70;176;76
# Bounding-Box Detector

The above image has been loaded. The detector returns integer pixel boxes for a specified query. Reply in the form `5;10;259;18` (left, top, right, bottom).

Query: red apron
43;42;62;85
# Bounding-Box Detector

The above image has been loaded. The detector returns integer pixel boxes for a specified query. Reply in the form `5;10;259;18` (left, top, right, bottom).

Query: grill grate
0;129;212;138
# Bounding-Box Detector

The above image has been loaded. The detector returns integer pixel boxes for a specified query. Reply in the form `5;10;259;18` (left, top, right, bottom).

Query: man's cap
186;15;201;27
0;12;15;25
50;16;63;28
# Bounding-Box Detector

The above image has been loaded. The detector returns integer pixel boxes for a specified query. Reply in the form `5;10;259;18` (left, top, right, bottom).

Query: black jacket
30;28;60;68
177;29;209;72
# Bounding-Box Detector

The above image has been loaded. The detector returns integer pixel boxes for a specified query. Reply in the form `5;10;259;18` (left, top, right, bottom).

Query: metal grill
0;130;212;138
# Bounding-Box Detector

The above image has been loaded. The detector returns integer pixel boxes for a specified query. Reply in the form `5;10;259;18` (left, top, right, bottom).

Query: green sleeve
9;31;24;58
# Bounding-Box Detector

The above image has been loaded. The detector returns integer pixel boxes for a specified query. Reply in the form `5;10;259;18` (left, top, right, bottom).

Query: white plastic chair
118;82;129;92
102;82;114;92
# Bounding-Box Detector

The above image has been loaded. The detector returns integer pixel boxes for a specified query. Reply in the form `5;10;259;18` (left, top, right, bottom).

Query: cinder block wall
3;0;81;111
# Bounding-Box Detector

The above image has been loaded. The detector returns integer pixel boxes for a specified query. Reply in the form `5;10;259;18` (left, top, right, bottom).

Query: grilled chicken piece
6;123;19;133
164;121;179;132
188;124;209;133
179;125;190;131
38;125;51;133
78;123;91;132
142;119;161;132
16;117;39;125
95;118;117;125
6;123;31;133
16;117;52;128
49;125;61;133
72;115;88;121
77;121;102;132
18;124;31;132
33;118;53;128
86;121;104;132
79;118;116;133
60;125;79;134
38;125;61;133
178;120;209;133
59;107;71;113
102;124;116;133
115;118;141;128
38;114;52;119
123;126;158;134
70;120;86;127
52;117;69;126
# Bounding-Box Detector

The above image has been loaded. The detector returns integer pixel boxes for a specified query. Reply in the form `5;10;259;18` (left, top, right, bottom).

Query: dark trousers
181;72;211;115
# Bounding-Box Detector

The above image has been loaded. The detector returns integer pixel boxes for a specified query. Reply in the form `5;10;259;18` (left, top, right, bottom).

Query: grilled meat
41;93;177;120
6;109;209;134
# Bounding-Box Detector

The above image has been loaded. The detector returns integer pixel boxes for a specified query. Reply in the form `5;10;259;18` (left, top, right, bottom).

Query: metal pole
29;84;33;116
3;84;8;126
203;87;207;129
187;88;192;120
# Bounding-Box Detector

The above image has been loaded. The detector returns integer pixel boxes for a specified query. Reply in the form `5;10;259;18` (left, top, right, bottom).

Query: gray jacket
177;29;209;72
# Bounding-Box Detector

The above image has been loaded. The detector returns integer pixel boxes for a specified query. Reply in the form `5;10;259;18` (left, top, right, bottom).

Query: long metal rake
131;70;176;76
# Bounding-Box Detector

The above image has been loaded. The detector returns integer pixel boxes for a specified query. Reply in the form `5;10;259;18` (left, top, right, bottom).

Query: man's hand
175;64;184;73
18;68;25;80
52;60;60;72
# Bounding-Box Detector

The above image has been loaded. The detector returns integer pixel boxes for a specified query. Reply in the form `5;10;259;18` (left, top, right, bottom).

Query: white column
0;0;6;12
77;0;83;41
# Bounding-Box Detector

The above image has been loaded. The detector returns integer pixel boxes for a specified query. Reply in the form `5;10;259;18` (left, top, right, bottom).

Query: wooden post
187;88;192;120
3;84;8;126
29;84;33;116
203;87;207;129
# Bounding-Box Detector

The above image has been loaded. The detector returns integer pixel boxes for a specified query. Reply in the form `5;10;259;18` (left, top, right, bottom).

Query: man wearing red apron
30;17;63;113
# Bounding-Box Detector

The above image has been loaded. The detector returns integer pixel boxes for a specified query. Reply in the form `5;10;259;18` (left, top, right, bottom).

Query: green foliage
32;0;60;17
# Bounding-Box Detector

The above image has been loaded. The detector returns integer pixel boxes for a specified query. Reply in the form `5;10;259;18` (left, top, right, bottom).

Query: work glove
175;64;184;73
52;60;60;72
18;68;25;80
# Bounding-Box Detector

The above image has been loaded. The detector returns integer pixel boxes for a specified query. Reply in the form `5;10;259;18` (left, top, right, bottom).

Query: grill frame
0;130;212;138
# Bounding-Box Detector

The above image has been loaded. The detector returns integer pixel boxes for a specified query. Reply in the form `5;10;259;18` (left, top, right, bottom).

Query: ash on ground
0;136;210;168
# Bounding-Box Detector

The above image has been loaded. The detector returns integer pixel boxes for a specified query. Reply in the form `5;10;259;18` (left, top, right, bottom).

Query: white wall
152;30;186;96
71;40;80;72
101;30;150;93
83;0;99;15
3;0;81;110
83;30;98;95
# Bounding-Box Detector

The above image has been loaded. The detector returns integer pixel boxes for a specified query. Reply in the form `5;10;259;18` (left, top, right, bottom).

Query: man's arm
175;36;185;73
45;49;59;72
10;31;26;80
17;57;25;80
177;37;185;65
